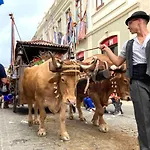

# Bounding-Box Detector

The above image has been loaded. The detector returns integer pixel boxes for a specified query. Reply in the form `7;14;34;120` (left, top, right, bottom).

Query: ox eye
61;77;65;82
124;79;128;83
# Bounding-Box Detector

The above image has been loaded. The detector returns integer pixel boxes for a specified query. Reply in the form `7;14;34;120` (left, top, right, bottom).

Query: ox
69;54;130;132
20;52;96;141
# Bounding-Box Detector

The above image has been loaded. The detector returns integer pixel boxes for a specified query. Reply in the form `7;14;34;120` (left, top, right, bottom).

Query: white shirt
119;33;150;65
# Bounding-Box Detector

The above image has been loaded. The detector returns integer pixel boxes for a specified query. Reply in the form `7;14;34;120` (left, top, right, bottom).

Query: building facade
32;0;150;60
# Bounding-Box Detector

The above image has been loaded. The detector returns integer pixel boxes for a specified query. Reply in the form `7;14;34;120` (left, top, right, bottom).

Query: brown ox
69;54;130;132
20;52;96;141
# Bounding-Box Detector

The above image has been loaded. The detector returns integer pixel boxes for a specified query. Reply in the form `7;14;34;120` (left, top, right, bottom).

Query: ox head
48;52;97;105
110;64;131;101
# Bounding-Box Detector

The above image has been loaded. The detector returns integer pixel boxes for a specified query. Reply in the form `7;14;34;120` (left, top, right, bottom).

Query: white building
32;0;150;60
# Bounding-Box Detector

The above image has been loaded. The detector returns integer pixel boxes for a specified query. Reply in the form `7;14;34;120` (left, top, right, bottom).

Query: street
0;101;139;150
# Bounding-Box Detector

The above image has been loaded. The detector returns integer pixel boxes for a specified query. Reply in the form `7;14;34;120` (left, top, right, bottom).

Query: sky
0;0;54;67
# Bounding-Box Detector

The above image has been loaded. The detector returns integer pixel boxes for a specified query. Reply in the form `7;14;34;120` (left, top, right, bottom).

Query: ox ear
48;73;60;83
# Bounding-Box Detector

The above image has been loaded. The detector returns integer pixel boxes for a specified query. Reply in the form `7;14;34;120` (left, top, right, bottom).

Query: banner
0;0;4;5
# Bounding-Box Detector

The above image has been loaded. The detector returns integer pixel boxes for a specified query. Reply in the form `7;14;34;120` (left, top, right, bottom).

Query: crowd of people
83;92;123;115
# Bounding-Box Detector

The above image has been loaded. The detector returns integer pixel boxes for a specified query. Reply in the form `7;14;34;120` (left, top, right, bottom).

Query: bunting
75;0;88;43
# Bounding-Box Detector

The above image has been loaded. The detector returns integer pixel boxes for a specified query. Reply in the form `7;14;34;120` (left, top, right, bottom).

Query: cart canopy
15;40;70;64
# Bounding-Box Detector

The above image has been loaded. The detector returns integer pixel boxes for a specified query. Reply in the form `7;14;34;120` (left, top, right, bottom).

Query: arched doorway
100;35;118;55
76;51;84;61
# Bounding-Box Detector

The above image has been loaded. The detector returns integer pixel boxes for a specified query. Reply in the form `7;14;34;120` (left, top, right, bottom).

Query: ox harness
51;60;80;101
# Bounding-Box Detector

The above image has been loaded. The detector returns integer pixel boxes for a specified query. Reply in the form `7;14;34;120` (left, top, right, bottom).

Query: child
104;92;123;115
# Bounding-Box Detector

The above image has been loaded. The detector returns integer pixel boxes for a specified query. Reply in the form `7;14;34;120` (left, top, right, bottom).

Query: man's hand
99;44;110;52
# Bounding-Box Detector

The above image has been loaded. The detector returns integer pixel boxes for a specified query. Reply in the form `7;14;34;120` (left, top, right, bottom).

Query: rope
75;46;100;54
84;76;90;94
13;21;30;64
10;14;30;64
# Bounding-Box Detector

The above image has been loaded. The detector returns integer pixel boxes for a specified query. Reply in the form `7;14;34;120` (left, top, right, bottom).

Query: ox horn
120;63;126;71
103;61;108;70
48;51;62;69
80;57;97;70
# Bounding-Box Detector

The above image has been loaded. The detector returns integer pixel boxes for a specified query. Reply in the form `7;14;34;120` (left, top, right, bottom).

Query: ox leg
91;110;99;126
36;97;47;136
98;107;109;133
76;98;86;122
33;102;39;125
90;94;109;132
28;103;33;126
59;103;70;141
90;95;100;126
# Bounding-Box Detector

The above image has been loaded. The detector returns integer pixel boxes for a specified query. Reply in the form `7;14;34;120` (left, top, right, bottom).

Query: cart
10;40;70;112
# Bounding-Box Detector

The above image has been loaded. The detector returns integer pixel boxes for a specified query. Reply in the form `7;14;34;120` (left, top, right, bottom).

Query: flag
0;0;4;5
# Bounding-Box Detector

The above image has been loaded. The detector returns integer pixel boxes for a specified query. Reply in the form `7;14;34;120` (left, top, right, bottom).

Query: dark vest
126;39;150;79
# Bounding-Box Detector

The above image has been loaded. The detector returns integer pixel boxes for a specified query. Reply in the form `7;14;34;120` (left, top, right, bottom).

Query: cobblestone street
0;102;139;150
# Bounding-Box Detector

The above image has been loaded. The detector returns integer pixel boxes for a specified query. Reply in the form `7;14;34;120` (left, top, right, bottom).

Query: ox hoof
33;120;39;125
98;124;109;133
91;120;99;126
38;128;46;136
68;116;74;120
79;117;86;122
60;132;70;141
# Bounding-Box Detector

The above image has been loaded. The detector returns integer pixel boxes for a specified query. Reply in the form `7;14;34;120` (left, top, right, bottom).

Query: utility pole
9;13;15;72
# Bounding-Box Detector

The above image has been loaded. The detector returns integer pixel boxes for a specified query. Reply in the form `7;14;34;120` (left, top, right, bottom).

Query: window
101;36;118;55
96;0;104;9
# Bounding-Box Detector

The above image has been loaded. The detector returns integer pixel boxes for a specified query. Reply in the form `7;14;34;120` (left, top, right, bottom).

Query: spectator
0;63;9;108
0;63;7;84
104;91;123;115
83;96;95;112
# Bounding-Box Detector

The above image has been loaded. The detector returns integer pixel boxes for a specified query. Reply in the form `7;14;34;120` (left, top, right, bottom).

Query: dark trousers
130;80;150;150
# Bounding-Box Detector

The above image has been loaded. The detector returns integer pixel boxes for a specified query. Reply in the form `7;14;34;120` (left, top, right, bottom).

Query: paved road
0;101;138;150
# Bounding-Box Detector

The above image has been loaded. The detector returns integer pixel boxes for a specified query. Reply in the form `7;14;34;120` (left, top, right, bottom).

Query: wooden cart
10;40;70;112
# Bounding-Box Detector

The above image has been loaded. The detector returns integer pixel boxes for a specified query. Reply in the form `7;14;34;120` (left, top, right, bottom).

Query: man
0;63;7;84
99;11;150;150
0;63;8;108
